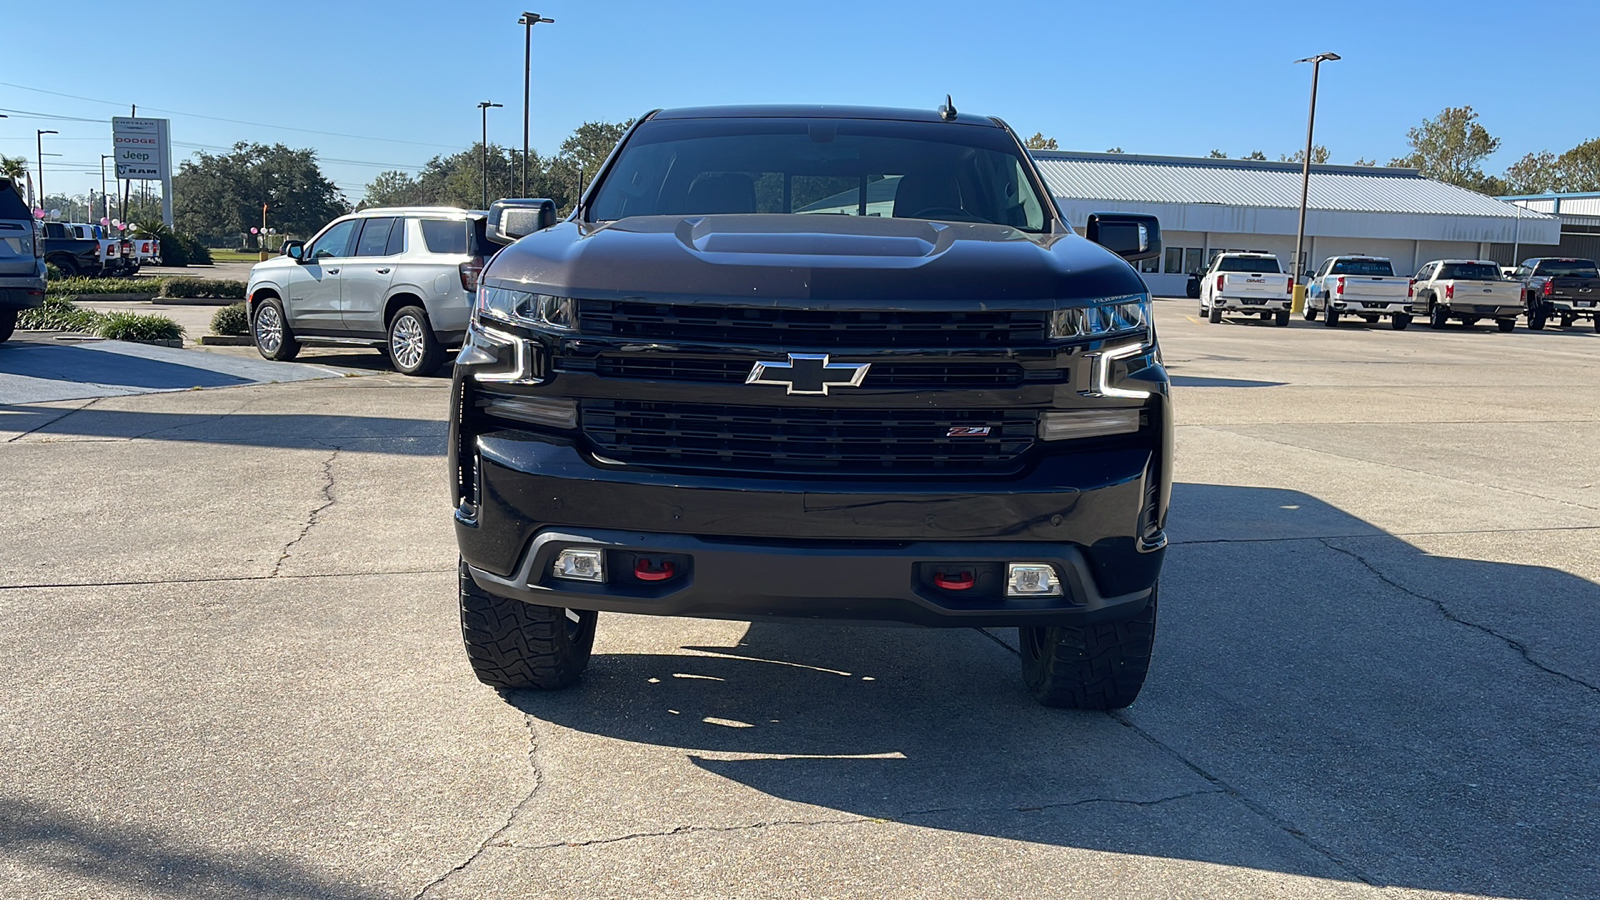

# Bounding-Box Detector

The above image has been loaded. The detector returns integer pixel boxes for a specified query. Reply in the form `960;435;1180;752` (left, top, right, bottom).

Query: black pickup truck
450;104;1171;708
1514;257;1600;331
40;221;107;277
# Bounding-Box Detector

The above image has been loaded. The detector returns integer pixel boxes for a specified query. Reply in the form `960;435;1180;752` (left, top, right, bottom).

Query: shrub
211;302;249;336
45;262;65;280
95;311;185;343
44;277;156;297
131;221;212;267
17;296;105;332
160;278;246;299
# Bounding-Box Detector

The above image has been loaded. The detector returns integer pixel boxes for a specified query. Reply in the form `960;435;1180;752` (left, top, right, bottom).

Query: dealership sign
112;117;171;180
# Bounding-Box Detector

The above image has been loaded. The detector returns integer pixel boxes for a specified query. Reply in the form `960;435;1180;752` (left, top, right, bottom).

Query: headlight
1050;294;1151;342
476;286;576;331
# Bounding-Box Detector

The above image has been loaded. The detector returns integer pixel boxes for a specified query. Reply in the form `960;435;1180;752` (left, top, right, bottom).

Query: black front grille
580;300;1047;348
592;356;1038;389
583;401;1037;475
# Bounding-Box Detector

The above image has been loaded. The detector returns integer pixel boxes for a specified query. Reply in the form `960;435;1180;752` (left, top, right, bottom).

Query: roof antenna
939;94;957;121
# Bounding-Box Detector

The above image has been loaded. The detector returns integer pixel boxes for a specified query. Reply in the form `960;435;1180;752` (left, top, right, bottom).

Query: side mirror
282;240;304;261
1085;213;1161;263
487;198;558;244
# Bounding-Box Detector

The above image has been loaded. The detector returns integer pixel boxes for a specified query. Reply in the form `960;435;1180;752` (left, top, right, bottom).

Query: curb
197;335;252;346
56;293;159;302
155;297;243;306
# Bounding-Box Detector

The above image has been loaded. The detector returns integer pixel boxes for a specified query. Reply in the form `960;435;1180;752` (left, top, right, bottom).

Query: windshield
588;118;1049;232
1330;258;1394;276
1536;259;1600;278
1437;263;1501;281
1217;257;1281;274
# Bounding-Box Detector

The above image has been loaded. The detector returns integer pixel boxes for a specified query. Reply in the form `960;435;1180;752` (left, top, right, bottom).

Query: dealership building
1030;151;1560;295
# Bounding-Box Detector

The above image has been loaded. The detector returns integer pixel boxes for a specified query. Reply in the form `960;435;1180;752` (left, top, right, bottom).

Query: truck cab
1514;258;1600;332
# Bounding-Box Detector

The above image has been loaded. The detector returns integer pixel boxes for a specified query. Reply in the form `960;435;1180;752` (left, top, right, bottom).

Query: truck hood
483;214;1146;306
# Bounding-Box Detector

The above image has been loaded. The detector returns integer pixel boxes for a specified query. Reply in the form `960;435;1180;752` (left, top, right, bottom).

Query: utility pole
101;155;113;226
478;101;503;209
1291;52;1339;285
36;130;57;215
518;12;554;197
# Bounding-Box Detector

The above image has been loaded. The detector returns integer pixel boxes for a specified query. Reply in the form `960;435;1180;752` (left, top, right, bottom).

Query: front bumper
456;433;1167;628
1215;296;1289;311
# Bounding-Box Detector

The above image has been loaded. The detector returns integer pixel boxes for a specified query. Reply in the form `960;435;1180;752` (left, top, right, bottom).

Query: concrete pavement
1;300;1597;898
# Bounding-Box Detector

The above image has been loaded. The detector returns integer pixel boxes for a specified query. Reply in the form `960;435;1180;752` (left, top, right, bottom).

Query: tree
1554;139;1600;193
1025;133;1059;151
1243;150;1268;161
1352;157;1378;167
1280;145;1330;165
1503;150;1559;194
1390;106;1500;189
0;155;26;181
1207;150;1228;159
173;142;346;244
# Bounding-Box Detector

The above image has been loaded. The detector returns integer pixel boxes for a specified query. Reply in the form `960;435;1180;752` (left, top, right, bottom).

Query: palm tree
0;155;28;181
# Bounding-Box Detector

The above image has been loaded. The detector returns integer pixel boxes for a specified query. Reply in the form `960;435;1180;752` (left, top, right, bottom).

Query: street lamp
101;155;114;227
518;12;555;197
478;101;503;209
36;130;58;215
1291;52;1338;284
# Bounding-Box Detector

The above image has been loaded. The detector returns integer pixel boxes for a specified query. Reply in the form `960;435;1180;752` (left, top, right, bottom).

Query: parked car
1304;255;1412;329
1511;257;1600;331
40;221;106;277
1410;260;1522;331
246;207;499;375
1199;252;1293;325
452;104;1171;708
0;177;47;343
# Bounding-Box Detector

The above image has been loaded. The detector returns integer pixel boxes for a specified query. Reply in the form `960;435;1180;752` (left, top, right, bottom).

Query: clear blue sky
2;0;1591;204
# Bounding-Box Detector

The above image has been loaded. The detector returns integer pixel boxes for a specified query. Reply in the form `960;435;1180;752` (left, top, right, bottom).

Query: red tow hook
635;559;675;582
934;571;975;591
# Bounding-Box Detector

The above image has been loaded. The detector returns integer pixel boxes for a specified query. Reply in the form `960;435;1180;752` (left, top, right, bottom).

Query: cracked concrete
272;444;341;577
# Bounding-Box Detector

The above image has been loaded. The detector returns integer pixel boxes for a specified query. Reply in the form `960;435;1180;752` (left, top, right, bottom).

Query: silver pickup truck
1411;260;1522;332
1304;255;1413;329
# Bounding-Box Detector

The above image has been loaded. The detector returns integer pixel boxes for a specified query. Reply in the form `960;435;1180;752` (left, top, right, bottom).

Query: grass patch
97;311;186;343
19;296;185;343
18;296;105;332
209;249;267;263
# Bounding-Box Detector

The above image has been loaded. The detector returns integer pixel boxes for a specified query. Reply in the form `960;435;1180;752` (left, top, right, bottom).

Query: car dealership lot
1;299;1597;899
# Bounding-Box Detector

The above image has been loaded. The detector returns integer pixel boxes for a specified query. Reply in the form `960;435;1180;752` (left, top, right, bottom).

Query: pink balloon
250;227;259;234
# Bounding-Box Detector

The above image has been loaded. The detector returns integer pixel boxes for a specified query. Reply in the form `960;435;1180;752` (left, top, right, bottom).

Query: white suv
246;207;499;375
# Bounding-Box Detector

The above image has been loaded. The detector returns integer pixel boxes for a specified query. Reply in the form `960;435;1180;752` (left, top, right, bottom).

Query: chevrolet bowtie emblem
746;354;871;395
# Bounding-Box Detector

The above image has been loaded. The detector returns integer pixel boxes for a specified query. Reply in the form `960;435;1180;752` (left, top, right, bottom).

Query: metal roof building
1500;192;1600;265
1031;151;1560;295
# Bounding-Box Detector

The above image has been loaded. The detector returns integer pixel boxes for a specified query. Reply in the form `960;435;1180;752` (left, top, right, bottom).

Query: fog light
1007;563;1062;597
553;548;605;583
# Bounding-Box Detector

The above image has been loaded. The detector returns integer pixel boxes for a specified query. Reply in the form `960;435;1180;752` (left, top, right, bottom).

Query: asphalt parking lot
2;298;1597;899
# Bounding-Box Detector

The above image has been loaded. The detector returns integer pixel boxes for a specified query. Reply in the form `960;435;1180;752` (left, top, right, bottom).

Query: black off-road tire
47;256;79;277
1527;296;1547;331
387;305;446;377
1274;310;1289;327
252;297;301;361
1207;304;1222;323
1303;301;1318;321
459;560;597;690
0;308;16;344
1496;318;1515;333
1021;587;1157;709
1323;307;1339;327
1392;313;1412;331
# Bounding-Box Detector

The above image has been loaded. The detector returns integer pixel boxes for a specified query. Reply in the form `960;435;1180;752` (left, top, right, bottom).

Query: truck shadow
0;405;445;455
507;484;1600;898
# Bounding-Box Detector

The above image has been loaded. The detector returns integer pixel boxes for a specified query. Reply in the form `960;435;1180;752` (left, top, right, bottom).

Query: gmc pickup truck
1199;252;1293;325
451;104;1172;709
1304;255;1412;329
1513;257;1600;331
1411;260;1521;331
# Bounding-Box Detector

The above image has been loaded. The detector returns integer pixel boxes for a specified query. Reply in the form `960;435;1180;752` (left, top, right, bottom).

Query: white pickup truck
65;223;142;276
1411;259;1522;332
1304;255;1412;329
1199;252;1294;325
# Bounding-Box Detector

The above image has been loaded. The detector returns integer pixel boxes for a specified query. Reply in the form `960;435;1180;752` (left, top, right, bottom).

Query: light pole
479;101;503;209
519;13;554;197
101;155;113;228
1291;52;1339;285
36;130;57;216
